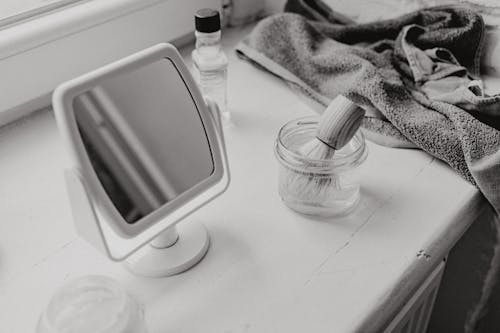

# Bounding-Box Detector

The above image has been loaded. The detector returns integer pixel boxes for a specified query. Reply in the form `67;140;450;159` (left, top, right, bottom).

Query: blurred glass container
37;275;148;333
274;116;367;217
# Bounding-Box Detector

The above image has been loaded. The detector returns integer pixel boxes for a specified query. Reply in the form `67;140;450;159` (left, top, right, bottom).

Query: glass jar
36;275;148;333
274;116;367;217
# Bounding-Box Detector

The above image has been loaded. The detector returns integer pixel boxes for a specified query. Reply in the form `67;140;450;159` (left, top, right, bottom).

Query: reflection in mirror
73;59;214;224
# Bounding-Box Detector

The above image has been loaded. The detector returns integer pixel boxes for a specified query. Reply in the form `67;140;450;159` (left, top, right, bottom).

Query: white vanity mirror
52;43;230;277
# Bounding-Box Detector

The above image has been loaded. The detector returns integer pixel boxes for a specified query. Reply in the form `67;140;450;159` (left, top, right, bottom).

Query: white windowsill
0;0;220;127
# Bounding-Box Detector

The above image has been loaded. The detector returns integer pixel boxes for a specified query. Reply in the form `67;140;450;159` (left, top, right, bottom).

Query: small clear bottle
192;8;229;121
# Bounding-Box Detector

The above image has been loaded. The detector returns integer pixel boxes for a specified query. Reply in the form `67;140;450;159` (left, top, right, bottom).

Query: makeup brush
284;95;365;212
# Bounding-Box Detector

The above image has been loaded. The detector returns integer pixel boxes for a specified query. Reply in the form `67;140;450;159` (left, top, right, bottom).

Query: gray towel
236;1;500;216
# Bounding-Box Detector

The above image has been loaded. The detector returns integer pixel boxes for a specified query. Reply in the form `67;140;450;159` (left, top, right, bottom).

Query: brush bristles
279;167;340;206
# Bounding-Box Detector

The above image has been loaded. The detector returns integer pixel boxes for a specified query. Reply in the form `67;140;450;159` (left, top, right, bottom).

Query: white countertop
0;24;489;332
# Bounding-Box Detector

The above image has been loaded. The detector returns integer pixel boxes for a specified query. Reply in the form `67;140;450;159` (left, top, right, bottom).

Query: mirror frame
53;43;230;260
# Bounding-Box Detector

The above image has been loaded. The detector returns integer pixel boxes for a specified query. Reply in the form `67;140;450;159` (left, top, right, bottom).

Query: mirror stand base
124;221;209;277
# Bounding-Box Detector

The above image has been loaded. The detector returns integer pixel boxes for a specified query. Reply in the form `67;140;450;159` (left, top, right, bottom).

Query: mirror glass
72;59;214;224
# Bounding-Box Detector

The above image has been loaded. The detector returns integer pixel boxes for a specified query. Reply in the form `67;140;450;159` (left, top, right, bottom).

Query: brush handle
316;95;365;150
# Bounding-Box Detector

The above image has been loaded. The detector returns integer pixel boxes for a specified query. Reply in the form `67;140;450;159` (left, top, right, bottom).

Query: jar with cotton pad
274;95;367;217
36;275;148;333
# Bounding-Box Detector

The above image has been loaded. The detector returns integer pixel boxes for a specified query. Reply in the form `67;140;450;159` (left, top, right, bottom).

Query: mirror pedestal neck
124;220;210;278
150;226;179;249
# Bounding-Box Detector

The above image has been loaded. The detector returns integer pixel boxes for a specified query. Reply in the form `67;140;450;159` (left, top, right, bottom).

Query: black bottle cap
195;8;221;33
